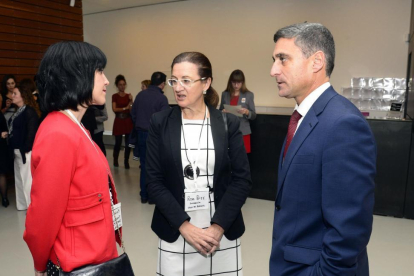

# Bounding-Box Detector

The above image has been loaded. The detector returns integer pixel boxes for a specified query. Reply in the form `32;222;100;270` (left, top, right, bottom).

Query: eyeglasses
167;77;206;88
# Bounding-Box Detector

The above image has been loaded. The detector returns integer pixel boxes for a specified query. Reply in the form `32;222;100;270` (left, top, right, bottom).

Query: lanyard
181;106;208;188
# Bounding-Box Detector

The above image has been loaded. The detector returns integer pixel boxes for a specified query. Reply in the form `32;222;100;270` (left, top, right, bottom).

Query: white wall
83;0;411;132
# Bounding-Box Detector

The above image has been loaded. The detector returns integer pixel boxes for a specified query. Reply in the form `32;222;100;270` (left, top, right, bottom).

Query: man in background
131;72;169;204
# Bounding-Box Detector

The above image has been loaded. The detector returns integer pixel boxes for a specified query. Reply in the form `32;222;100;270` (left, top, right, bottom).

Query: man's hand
179;221;219;255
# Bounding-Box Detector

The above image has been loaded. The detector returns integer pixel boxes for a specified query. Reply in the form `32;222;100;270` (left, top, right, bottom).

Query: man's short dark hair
274;23;335;77
36;41;107;113
150;72;167;86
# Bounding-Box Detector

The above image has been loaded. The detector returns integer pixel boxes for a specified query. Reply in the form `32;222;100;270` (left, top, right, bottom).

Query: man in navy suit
269;23;376;276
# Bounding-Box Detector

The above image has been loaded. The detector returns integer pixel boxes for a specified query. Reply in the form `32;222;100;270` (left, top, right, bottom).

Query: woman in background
1;74;17;121
141;79;151;91
0;111;10;207
112;74;133;168
220;70;256;153
7;79;40;210
91;104;108;156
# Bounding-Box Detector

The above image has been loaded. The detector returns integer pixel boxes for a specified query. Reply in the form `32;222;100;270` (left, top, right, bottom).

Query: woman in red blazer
23;41;121;276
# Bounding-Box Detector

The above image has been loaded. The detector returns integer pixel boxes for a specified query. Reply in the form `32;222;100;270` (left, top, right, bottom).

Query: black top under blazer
146;105;252;243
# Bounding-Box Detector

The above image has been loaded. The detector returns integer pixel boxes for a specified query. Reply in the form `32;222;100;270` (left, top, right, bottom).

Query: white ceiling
82;0;186;15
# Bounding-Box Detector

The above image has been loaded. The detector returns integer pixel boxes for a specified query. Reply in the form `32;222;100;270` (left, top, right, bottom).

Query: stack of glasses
342;77;406;118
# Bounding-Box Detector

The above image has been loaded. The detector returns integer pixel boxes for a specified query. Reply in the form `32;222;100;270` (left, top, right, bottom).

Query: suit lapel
276;86;337;197
210;107;225;186
277;110;319;196
168;107;185;189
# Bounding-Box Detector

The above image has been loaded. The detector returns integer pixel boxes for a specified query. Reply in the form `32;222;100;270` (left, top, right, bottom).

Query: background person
8;79;40;211
0;112;10;207
141;79;151;91
130;79;153;161
24;41;123;276
220;70;256;153
146;52;252;275
131;72;169;204
269;23;376;276
112;74;133;168
1;74;17;121
91;104;108;156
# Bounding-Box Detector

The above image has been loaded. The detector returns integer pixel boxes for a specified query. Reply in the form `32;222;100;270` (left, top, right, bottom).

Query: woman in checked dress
146;52;252;276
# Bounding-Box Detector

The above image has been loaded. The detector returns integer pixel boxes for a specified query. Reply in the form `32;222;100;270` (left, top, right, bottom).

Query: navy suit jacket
270;87;376;276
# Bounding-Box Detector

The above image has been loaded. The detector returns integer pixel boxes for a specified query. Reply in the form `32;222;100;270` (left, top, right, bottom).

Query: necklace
181;106;208;183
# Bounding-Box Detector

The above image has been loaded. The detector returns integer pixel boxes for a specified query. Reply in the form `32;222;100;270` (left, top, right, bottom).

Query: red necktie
283;110;302;158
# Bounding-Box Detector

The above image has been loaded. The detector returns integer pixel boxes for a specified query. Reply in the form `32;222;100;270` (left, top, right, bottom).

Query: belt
116;113;131;119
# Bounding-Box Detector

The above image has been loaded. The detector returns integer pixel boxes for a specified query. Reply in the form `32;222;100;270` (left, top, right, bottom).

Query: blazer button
99;199;102;202
275;205;281;211
98;194;102;197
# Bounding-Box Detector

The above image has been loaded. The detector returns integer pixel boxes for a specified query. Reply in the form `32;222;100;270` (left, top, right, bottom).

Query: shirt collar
295;82;331;117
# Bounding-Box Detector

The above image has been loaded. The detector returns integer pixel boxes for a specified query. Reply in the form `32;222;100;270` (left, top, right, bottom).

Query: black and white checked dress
156;118;243;276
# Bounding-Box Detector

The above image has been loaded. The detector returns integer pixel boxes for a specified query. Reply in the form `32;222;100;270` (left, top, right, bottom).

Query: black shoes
2;198;9;208
124;161;130;169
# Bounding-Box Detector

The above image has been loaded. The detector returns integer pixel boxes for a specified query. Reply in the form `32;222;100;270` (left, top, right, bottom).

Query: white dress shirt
294;82;331;133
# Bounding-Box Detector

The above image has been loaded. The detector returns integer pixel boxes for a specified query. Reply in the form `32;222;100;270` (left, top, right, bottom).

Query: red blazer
24;112;120;272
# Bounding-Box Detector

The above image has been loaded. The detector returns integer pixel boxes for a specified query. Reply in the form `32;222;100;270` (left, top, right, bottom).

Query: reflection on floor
0;148;413;275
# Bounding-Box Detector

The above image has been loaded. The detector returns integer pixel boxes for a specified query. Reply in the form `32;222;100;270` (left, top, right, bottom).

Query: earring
203;90;207;95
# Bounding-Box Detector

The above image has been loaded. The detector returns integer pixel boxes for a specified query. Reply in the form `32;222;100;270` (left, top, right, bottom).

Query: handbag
56;253;134;276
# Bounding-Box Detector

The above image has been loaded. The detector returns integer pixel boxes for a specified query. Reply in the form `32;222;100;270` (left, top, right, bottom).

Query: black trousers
114;134;131;161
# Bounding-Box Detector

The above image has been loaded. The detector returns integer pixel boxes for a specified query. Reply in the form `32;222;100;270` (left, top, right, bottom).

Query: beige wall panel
83;0;411;132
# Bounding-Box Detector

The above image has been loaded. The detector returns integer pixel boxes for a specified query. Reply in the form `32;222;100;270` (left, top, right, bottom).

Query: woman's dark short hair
115;74;126;86
36;41;107;113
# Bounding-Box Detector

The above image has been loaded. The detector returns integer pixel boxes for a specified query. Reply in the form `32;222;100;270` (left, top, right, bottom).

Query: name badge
241;98;246;103
184;188;209;212
112;202;123;230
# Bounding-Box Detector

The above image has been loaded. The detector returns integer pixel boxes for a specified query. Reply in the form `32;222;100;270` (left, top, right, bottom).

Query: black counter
248;114;414;219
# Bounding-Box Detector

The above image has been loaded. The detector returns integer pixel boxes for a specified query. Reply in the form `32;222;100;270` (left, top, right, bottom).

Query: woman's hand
237;108;249;116
1;132;7;139
204;224;224;254
179;221;219;255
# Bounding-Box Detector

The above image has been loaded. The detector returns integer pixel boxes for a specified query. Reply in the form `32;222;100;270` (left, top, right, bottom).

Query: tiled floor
1;148;413;275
